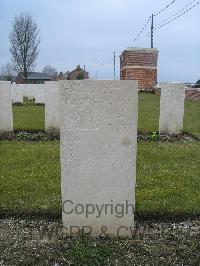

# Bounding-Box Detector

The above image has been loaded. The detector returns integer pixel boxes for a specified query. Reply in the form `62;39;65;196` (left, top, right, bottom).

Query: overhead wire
132;0;176;44
154;0;176;16
154;0;199;31
132;16;151;44
154;0;199;27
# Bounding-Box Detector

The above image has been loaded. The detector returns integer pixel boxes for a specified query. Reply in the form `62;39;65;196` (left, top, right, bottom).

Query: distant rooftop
122;47;158;53
16;72;50;80
26;72;50;80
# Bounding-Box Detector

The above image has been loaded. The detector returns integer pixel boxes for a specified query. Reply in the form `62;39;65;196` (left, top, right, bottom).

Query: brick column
120;47;158;90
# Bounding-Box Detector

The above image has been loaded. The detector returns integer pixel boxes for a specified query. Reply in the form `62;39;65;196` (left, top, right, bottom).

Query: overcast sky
0;0;199;82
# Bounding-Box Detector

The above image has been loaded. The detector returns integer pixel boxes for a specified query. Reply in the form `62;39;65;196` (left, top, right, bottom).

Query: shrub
12;102;23;106
76;71;85;80
23;96;35;106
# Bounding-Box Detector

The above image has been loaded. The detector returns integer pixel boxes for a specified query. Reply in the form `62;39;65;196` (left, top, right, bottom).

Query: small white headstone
45;81;59;131
0;81;13;132
35;85;45;104
60;80;138;237
159;83;185;134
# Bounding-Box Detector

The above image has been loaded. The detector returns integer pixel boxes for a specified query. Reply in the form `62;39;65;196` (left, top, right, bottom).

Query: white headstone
60;80;138;237
45;81;59;131
21;84;36;99
11;83;23;103
35;85;45;104
159;83;185;134
0;81;13;132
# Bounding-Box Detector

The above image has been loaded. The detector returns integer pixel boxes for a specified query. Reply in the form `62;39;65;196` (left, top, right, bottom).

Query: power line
154;0;176;16
146;0;199;38
154;1;199;31
154;0;199;27
133;16;151;43
132;0;176;44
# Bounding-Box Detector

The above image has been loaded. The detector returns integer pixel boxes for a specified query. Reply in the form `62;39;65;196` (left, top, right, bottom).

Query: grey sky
0;0;199;82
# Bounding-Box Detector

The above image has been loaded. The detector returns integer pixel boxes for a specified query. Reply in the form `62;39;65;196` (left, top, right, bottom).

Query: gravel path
0;218;200;265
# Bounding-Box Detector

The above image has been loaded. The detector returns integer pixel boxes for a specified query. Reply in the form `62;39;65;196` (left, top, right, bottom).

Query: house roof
0;75;16;82
27;72;50;80
17;72;50;80
69;66;89;75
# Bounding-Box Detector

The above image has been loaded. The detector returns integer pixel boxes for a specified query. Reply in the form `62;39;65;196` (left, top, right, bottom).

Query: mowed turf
0;141;199;216
13;105;45;131
12;93;200;136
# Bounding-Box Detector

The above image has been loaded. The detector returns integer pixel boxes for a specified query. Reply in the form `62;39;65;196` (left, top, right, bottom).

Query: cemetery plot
11;93;200;137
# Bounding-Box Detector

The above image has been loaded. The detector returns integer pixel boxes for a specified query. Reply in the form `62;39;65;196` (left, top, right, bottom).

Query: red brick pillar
120;48;158;90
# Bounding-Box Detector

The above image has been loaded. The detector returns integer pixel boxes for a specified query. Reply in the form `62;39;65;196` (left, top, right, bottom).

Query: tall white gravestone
159;83;185;134
0;81;13;132
45;81;60;131
60;80;138;237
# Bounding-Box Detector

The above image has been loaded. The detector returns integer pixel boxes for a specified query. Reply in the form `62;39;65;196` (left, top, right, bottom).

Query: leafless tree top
42;65;57;76
9;13;40;80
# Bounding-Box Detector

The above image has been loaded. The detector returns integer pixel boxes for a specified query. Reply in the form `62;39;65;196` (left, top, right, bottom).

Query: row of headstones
0;81;59;131
0;81;185;135
11;83;45;104
0;80;186;237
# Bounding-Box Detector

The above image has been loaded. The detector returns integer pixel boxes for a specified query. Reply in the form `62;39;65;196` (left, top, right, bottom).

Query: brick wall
120;48;158;90
185;89;200;102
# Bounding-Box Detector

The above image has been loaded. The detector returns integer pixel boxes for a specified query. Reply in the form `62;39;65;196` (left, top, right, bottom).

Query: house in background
68;65;89;80
52;65;89;81
0;75;16;82
15;72;50;84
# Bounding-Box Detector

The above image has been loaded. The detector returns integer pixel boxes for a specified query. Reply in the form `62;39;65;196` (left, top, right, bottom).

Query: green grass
12;94;200;136
138;93;200;136
0;141;199;216
184;99;200;136
0;141;60;216
138;93;160;131
136;141;200;215
13;106;45;131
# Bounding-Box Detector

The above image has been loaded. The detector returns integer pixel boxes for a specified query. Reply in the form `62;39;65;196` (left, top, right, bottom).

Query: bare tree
0;62;16;81
9;13;40;82
42;65;57;76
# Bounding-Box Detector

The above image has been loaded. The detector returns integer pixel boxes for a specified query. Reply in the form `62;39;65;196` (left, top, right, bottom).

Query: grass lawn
184;99;200;136
0;141;199;217
12;93;200;136
13;105;45;131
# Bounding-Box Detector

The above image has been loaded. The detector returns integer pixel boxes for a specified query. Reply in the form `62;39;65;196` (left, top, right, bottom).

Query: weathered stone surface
45;81;59;131
11;84;23;103
159;83;185;134
60;80;138;237
0;81;13;132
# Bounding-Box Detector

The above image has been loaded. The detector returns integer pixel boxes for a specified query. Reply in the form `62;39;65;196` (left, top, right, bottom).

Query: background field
13;94;200;136
1;93;199;218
